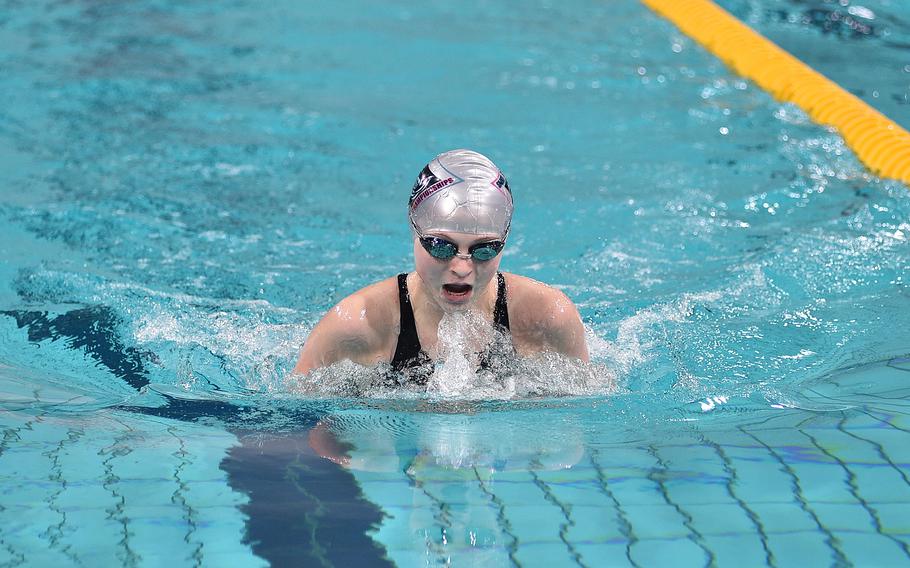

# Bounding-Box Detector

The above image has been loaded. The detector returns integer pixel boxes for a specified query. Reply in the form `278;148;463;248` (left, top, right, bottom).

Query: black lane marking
530;467;587;567
739;425;850;566
698;436;775;566
589;448;640;568
644;444;715;567
472;466;521;566
3;307;150;390
221;430;394;568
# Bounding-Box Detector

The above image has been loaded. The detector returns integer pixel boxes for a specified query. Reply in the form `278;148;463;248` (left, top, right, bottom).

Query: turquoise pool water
1;0;909;565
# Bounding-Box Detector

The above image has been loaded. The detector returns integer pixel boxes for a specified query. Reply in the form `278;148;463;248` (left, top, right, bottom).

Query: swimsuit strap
493;272;510;331
392;272;510;373
391;273;422;368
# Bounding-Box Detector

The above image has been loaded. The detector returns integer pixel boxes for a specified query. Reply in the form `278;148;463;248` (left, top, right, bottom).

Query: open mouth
442;283;473;301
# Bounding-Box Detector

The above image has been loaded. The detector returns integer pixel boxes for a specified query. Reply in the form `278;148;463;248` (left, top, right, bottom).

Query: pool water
1;0;909;566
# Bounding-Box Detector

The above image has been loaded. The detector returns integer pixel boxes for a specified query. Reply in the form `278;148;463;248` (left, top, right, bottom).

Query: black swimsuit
390;272;510;383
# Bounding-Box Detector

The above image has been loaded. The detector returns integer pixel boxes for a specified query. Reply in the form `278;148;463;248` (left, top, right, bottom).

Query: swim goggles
412;223;505;261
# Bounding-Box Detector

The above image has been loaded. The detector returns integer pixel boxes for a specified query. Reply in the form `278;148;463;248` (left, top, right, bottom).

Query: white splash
426;310;496;398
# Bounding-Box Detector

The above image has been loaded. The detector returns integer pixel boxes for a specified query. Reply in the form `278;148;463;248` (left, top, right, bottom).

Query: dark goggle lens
469;242;504;260
422;237;458;259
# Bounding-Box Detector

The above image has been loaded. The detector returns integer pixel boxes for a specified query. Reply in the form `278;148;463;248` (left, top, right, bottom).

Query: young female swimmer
293;149;589;380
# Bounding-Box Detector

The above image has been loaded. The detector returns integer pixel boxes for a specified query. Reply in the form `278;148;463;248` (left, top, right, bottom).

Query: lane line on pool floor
641;0;910;186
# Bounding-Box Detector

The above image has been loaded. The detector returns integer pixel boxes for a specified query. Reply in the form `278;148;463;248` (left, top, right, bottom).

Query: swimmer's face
413;231;503;312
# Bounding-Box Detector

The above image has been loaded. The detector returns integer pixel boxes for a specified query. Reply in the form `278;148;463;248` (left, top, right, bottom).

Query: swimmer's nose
449;255;473;277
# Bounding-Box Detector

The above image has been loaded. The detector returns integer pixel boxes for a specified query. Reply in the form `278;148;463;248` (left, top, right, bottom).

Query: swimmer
292;149;588;380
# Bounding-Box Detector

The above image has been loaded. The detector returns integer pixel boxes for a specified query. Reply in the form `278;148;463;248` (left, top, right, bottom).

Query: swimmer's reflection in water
289;149;589;387
309;410;586;562
308;409;586;473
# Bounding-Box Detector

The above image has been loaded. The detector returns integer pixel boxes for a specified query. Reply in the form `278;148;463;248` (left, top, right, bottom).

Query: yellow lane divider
641;0;910;185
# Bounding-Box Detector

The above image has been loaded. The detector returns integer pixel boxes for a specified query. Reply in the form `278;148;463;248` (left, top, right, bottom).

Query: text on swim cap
411;177;456;210
409;164;463;210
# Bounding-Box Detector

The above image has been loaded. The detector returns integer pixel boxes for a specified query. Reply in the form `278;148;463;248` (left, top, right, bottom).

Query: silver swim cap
408;149;513;238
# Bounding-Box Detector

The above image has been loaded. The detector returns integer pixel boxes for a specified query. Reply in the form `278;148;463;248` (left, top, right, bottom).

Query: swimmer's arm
542;292;590;362
293;298;385;376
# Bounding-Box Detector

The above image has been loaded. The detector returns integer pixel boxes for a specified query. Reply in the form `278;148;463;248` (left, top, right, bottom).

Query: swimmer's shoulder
321;276;400;339
501;272;589;361
293;276;401;374
501;272;573;313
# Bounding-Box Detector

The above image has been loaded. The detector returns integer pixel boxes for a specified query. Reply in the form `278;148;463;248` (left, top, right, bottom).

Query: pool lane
642;0;910;184
716;0;910;131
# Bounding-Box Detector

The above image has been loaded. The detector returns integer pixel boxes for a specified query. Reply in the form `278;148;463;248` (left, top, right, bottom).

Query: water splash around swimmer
290;309;614;400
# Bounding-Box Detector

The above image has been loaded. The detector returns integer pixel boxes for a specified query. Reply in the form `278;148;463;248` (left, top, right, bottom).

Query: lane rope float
641;0;910;185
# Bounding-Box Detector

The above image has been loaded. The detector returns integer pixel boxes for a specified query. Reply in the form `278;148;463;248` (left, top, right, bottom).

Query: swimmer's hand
308;421;353;467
